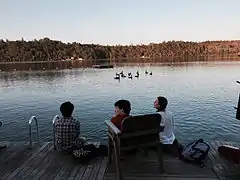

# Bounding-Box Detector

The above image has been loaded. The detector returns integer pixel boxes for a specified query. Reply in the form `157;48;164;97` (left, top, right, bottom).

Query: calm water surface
0;61;240;144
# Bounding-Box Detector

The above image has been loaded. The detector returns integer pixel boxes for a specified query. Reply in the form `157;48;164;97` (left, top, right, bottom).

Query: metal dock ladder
52;115;60;149
28;116;40;147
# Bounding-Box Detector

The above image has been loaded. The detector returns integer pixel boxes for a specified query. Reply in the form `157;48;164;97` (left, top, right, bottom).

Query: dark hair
60;101;74;117
114;99;131;115
157;96;168;111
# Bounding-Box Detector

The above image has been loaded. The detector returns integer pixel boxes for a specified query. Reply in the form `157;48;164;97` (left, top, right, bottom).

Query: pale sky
0;0;240;45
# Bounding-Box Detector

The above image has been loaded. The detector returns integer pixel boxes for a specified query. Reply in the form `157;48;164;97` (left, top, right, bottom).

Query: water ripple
0;62;240;144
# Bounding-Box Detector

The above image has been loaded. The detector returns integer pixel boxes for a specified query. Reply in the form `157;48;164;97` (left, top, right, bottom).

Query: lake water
0;61;240;144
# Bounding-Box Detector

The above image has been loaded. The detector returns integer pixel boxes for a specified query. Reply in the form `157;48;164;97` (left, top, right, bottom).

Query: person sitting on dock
54;101;85;152
154;96;182;157
0;121;7;149
111;99;131;131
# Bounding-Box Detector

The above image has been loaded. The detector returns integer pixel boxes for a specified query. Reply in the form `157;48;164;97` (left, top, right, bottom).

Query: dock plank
66;163;82;180
72;163;88;180
0;143;34;179
25;145;54;179
5;142;50;180
90;157;108;180
33;147;57;179
42;153;66;180
53;153;75;180
209;141;240;180
81;158;99;180
3;140;239;180
9;142;52;180
0;141;108;180
104;144;218;180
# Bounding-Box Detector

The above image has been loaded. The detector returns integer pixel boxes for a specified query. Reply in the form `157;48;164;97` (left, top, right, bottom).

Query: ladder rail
29;116;40;147
52;115;60;149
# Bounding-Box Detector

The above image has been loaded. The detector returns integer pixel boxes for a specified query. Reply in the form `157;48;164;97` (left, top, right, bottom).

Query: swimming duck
114;76;120;80
114;73;120;80
135;71;139;78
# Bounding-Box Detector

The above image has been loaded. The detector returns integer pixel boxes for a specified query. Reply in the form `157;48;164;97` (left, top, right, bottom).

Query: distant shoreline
0;54;239;64
0;56;239;72
1;38;240;64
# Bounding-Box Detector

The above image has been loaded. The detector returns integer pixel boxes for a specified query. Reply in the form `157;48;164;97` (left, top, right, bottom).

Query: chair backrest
121;113;161;133
120;113;162;148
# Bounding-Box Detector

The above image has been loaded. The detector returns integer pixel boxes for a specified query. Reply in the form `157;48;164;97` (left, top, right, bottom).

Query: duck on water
114;70;152;80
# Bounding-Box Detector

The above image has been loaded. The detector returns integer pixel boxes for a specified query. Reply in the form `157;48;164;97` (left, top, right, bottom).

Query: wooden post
236;81;240;120
113;137;122;180
108;135;112;164
236;93;240;120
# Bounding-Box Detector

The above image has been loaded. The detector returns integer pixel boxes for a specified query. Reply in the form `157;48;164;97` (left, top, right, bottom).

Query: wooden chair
105;113;164;180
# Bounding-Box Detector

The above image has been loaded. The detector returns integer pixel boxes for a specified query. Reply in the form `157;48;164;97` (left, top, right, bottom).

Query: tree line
0;38;239;62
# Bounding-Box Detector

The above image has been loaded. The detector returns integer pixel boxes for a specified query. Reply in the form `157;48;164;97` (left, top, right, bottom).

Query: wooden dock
0;141;239;180
0;142;107;180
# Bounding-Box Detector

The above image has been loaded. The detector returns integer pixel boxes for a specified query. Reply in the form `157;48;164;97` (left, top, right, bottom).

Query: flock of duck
114;70;152;80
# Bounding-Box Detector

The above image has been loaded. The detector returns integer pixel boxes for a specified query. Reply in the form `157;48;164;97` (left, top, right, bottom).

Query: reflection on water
0;61;240;143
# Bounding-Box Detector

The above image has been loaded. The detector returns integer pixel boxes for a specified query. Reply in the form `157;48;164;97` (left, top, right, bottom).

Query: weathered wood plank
104;141;219;180
5;140;238;180
208;144;224;180
66;163;82;180
33;147;57;179
10;142;52;180
72;162;88;180
1;141;109;180
53;154;75;180
212;141;234;172
92;157;108;180
87;158;100;180
104;173;218;180
80;158;99;180
42;153;67;180
0;148;14;163
0;146;33;179
25;145;54;179
6;142;50;180
208;141;240;180
106;158;214;176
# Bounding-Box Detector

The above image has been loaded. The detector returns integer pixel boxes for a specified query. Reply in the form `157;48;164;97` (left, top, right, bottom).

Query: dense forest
0;38;240;62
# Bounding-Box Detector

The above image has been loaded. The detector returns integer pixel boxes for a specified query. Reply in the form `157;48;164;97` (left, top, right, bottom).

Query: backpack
180;139;210;167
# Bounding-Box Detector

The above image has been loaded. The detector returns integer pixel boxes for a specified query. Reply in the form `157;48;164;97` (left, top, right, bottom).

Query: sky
0;0;240;45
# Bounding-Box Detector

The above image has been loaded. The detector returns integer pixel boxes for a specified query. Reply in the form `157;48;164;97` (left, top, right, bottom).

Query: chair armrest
105;120;121;135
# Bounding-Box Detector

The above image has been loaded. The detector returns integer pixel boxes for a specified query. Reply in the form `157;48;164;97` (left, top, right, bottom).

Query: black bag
180;139;210;167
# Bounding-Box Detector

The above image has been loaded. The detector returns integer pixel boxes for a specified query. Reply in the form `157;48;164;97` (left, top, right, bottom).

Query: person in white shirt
154;96;181;157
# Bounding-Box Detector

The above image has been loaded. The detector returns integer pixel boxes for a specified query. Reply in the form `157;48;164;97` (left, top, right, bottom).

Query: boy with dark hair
60;101;74;118
154;96;181;157
55;101;84;152
111;99;131;130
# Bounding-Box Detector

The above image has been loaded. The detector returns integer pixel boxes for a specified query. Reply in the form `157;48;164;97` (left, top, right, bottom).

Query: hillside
0;38;240;62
